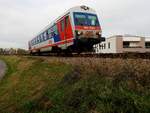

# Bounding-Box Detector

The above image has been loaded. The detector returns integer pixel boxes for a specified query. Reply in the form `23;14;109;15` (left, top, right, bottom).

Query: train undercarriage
30;36;105;56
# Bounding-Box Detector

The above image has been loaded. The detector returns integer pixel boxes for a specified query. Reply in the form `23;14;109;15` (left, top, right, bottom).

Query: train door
57;15;73;49
65;16;73;40
57;18;65;49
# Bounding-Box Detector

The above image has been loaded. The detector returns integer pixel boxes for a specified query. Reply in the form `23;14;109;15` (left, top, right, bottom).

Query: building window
101;44;106;50
108;42;110;49
145;42;150;48
123;42;130;48
101;44;103;49
104;43;106;49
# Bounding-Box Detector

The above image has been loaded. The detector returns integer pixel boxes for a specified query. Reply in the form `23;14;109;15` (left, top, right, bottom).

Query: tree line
0;48;28;55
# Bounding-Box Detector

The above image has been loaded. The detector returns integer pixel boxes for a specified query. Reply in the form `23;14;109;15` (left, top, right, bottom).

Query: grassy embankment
0;56;149;113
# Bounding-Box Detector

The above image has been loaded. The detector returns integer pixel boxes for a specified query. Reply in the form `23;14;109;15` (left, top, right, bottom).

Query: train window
37;37;39;43
37;36;40;43
53;25;58;35
31;40;34;46
88;15;99;26
39;35;41;42
65;16;69;27
48;29;51;34
35;38;36;45
42;33;45;41
35;37;37;44
61;20;65;31
33;39;35;45
48;28;52;39
49;33;52;39
42;33;44;41
40;34;43;42
32;40;33;45
46;31;49;40
36;37;38;43
74;13;87;26
44;32;47;41
38;35;41;43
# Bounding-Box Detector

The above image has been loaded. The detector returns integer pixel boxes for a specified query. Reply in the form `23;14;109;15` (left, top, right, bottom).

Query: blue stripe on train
53;34;61;43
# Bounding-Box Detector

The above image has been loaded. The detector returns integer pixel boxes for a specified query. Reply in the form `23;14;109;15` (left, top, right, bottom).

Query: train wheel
56;48;62;56
64;47;73;56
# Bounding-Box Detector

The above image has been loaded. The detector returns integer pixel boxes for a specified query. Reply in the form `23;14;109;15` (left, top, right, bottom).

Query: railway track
1;53;150;59
27;53;150;59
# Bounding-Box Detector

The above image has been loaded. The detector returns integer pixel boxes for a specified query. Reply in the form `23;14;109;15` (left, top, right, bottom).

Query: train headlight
78;31;81;35
81;6;89;10
96;31;101;35
77;31;83;36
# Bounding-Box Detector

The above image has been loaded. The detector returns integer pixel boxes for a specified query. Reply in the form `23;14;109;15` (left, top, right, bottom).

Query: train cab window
61;20;65;31
74;12;100;26
88;15;99;26
74;13;87;26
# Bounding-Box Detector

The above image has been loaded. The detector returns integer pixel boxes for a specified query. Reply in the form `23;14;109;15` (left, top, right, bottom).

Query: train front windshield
74;12;100;26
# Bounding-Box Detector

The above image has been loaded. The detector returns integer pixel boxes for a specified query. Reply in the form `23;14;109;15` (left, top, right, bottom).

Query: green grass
0;56;149;113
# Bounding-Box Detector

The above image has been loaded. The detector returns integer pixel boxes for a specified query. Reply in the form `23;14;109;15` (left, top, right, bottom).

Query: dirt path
0;60;6;79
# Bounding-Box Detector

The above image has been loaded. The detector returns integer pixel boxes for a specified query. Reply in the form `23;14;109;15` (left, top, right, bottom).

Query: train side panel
56;14;74;50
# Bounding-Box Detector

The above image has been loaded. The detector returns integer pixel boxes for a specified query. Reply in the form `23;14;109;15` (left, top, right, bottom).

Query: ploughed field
0;56;149;113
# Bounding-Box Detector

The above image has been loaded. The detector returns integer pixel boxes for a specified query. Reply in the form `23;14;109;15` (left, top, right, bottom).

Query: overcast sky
0;0;150;49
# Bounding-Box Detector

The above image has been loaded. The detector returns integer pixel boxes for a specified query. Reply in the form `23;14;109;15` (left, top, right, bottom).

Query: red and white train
29;6;104;54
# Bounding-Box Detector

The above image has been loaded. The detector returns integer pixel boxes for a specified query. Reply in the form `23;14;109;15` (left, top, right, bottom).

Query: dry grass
0;56;149;113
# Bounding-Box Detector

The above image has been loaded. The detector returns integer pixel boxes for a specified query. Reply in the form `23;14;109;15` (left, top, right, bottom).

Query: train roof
30;6;97;41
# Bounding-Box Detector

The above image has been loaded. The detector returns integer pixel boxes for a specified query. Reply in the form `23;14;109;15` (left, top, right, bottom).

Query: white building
94;35;150;53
